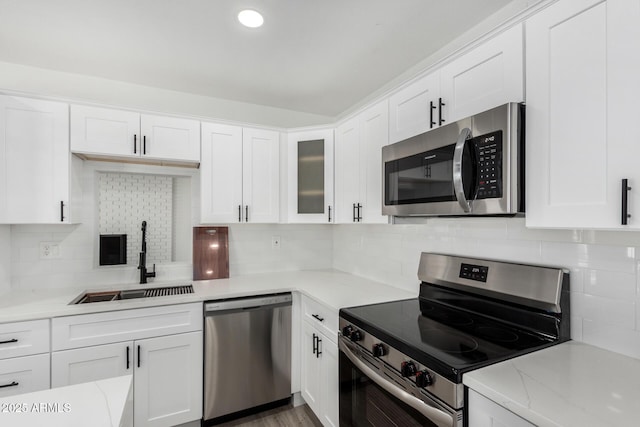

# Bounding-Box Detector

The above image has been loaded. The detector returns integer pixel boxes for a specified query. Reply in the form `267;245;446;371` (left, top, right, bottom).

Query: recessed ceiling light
238;10;264;28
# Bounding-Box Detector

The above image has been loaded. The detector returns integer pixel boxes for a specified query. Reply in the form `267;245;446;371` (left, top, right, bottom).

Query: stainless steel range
338;253;570;427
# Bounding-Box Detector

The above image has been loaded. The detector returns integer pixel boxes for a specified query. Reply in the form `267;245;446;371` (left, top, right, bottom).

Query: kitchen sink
71;284;194;304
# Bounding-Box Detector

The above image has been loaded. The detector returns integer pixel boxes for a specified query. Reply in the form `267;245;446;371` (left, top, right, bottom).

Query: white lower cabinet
468;389;534;427
301;301;338;427
51;304;203;427
0;354;50;398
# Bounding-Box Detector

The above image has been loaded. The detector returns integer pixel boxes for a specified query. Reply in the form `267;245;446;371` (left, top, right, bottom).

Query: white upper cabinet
525;0;640;229
242;127;280;223
388;24;524;144
140;114;200;162
440;23;524;123
71;105;200;164
201;123;279;223
0;95;81;224
335;100;388;223
388;71;440;143
287;128;334;223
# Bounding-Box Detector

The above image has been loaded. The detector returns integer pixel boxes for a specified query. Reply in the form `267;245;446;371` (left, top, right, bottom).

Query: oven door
339;340;462;427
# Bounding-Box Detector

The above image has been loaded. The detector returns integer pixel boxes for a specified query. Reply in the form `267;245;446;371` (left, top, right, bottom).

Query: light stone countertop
0;375;133;427
0;269;417;323
463;341;640;427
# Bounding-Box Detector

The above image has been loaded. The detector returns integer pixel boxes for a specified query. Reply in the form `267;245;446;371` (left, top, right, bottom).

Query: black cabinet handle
430;101;436;128
312;314;324;322
312;333;317;355
245;205;249;222
137;345;141;368
438;98;445;126
238;205;242;222
0;338;18;345
328;205;332;223
316;336;322;358
134;134;137;154
60;201;65;222
0;381;18;389
357;203;362;222
143;136;147;155
622;179;632;225
126;346;130;369
353;203;357;222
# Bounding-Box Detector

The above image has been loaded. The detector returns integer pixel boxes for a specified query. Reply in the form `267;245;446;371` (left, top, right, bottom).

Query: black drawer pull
316;336;322;358
0;381;18;389
430;100;436;128
137;345;141;368
311;314;324;322
0;338;18;345
312;333;317;354
622;179;631;225
328;205;332;223
238;205;242;222
438;97;446;126
134;134;137;154
126;346;130;370
60;201;65;222
143;136;147;155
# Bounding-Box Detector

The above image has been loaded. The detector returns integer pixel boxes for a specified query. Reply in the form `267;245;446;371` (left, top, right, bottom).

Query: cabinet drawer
0;353;50;398
302;296;338;343
52;303;202;351
0;319;49;359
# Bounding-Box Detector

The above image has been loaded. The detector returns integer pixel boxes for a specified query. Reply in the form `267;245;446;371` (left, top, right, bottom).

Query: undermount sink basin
71;284;194;304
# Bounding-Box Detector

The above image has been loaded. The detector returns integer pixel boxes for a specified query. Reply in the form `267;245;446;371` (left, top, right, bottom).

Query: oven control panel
459;263;488;282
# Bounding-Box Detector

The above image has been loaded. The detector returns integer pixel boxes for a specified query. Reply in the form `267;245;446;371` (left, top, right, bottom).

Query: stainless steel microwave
382;103;524;217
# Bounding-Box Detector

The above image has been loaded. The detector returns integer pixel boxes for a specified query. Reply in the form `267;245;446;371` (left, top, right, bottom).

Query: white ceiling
0;0;515;117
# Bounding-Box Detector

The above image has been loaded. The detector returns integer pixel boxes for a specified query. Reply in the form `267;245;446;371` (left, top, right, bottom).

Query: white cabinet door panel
301;321;321;416
334;117;360;224
525;0;640;228
70;105;139;157
134;331;203;427
0;354;50;398
140;114;200;162
319;335;338;427
388;72;440;143
200;123;243;223
51;341;131;388
242;128;280;223
440;24;523;123
359;100;388;224
0;96;70;223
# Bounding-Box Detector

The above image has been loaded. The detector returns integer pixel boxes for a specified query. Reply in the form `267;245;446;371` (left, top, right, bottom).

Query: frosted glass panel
298;139;325;214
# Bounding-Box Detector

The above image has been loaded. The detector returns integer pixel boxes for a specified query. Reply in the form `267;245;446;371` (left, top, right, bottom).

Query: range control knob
372;343;386;357
342;325;354;337
350;329;363;342
415;370;433;387
401;361;417;377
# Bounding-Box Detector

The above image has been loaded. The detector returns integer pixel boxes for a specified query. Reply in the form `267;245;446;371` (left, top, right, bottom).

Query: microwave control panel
474;130;503;199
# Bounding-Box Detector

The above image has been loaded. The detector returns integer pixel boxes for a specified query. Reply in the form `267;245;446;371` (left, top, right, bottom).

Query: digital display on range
459;263;489;282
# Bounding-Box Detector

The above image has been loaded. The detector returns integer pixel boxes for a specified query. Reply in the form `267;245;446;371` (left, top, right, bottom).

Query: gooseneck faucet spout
138;220;156;284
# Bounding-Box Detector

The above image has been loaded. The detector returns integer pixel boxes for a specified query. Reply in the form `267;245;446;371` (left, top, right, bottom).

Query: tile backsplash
332;218;640;360
98;172;173;265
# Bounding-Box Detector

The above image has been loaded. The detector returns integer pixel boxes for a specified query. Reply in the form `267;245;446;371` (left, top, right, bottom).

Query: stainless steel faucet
138;220;156;284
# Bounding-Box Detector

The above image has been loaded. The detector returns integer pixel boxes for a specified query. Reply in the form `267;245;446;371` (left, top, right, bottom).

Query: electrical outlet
40;242;61;259
272;236;281;249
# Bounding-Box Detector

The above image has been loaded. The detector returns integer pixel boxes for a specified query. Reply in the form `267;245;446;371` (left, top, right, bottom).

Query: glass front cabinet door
287;129;334;223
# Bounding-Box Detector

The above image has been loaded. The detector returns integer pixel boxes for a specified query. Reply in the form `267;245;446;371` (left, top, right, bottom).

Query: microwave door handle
339;340;455;427
453;127;472;213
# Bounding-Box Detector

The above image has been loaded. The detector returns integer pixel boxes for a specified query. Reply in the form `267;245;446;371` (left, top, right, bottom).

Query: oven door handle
339;340;455;427
453;127;472;213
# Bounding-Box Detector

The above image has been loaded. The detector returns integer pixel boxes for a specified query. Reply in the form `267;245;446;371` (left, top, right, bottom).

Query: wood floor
213;404;323;427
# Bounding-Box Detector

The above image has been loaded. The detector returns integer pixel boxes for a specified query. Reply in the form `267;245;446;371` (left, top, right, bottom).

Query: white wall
333;219;640;360
0;226;10;295
0;61;332;129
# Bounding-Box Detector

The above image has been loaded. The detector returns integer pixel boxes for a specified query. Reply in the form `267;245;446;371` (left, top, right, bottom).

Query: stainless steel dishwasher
203;293;292;422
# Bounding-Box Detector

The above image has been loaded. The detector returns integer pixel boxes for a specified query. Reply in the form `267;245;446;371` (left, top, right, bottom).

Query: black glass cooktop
340;298;558;382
